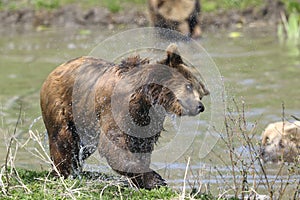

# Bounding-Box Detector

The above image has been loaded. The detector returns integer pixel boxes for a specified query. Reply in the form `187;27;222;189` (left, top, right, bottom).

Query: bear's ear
284;122;300;142
159;43;183;68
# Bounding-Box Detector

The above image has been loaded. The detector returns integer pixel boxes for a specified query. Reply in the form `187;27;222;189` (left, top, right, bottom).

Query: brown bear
40;44;209;189
261;121;300;163
148;0;202;38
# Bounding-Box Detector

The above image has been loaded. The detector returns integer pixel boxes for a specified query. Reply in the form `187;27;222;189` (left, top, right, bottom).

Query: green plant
282;0;300;14
30;0;60;10
102;0;121;13
277;11;300;56
278;12;300;41
202;0;263;12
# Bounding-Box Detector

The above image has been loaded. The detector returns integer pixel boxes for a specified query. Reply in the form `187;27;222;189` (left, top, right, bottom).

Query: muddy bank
0;5;148;30
0;1;285;31
202;1;286;29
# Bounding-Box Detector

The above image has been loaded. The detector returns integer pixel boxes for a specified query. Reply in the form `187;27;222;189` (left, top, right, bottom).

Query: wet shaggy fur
148;0;202;38
261;121;300;163
40;44;209;189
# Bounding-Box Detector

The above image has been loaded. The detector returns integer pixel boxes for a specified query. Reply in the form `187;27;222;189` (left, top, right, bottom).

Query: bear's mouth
181;108;201;116
178;100;205;116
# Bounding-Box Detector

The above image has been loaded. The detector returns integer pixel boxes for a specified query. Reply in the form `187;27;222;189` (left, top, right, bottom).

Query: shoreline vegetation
0;0;293;31
1;104;299;199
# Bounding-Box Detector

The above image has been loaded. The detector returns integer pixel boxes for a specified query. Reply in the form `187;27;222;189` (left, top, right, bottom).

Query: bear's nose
260;147;265;156
197;102;205;113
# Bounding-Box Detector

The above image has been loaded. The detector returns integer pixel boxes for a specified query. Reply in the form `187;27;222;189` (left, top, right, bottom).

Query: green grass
0;168;179;200
0;168;224;199
282;0;300;14
0;0;146;11
0;0;264;12
30;0;60;10
1;0;298;15
102;0;122;13
201;0;264;12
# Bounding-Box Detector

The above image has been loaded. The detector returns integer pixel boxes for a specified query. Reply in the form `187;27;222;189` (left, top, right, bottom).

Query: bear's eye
279;140;285;148
186;84;193;92
265;137;270;145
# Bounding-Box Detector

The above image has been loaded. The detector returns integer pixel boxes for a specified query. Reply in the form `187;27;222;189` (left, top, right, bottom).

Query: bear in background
261;121;300;163
40;44;209;189
148;0;202;38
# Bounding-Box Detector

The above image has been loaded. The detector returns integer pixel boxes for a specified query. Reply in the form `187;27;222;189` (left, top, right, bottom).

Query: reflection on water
0;26;299;195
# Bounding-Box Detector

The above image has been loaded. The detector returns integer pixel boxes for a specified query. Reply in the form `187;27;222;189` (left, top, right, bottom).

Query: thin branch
4;104;22;193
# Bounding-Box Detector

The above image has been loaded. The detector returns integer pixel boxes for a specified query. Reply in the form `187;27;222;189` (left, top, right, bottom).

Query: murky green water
0;26;299;196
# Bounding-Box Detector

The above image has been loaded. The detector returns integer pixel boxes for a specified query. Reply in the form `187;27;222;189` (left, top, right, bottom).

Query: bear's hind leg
48;126;81;178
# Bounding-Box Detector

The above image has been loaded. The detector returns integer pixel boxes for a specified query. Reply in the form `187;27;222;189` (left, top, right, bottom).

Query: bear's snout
259;147;266;159
179;99;205;116
196;101;205;113
190;101;204;116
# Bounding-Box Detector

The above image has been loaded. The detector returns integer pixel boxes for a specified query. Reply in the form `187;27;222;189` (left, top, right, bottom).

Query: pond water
0;25;299;197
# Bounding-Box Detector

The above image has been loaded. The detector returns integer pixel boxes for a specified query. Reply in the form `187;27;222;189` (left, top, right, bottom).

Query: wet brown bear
148;0;202;38
40;44;209;189
261;121;300;163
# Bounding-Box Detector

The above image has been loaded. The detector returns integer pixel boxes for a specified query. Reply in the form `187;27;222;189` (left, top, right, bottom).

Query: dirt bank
0;1;285;31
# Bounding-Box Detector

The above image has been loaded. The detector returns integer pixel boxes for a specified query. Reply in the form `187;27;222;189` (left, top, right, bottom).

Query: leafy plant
282;0;300;14
278;12;300;41
277;11;300;56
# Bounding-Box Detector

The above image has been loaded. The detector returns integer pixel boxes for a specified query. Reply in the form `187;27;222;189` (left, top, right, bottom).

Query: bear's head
260;121;300;163
128;44;209;127
158;44;209;116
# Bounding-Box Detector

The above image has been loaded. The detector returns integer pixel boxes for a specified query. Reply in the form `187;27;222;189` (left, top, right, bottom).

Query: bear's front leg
117;169;166;190
99;132;166;189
